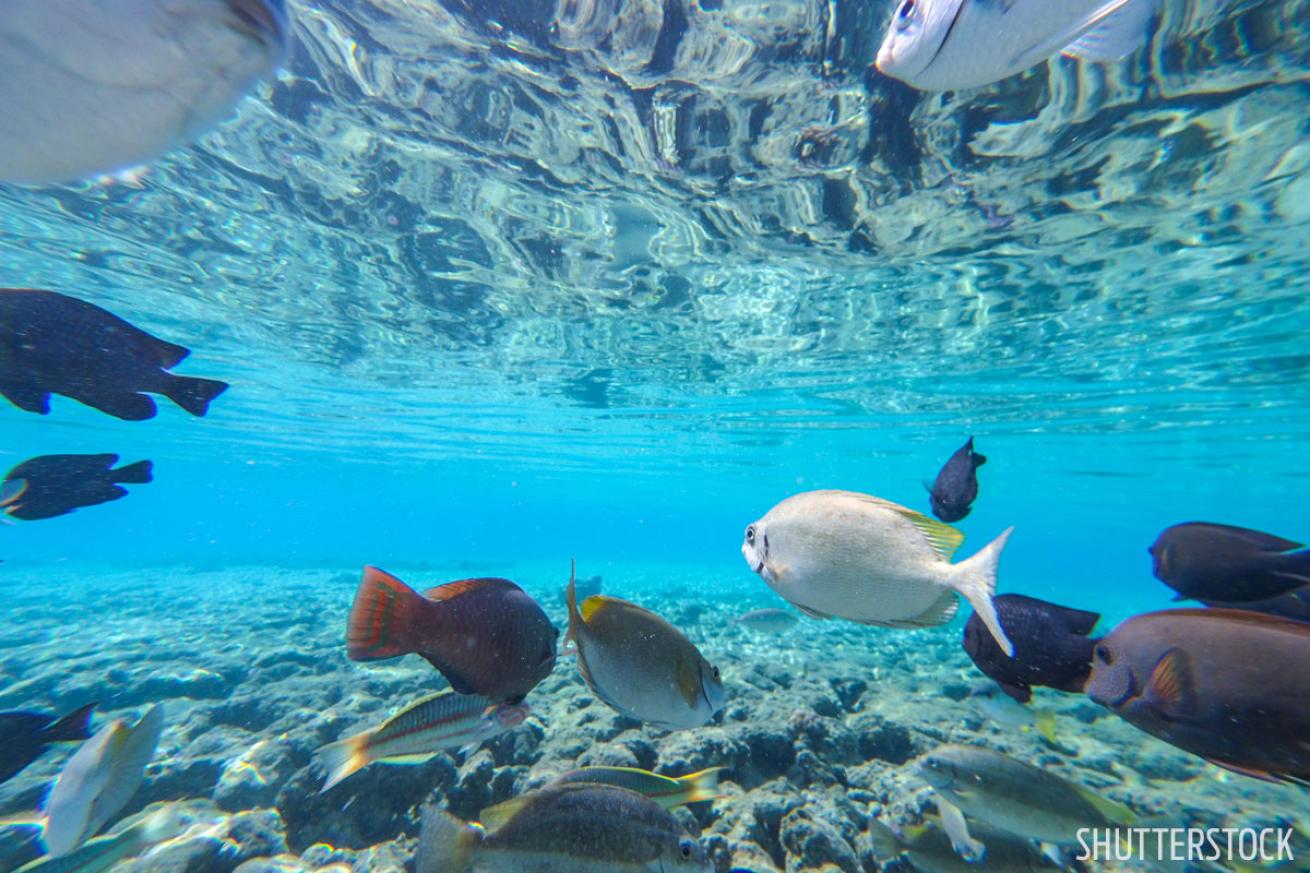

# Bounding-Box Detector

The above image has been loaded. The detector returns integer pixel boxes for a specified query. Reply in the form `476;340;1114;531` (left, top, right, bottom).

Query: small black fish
1150;522;1310;603
0;703;95;785
1199;586;1310;622
962;593;1100;703
928;436;986;522
0;288;228;420
3;454;152;521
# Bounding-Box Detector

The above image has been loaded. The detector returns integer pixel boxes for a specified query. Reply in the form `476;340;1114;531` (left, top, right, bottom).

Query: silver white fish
741;490;1014;655
731;608;799;634
875;0;1157;92
43;705;164;856
0;0;289;183
16;806;183;873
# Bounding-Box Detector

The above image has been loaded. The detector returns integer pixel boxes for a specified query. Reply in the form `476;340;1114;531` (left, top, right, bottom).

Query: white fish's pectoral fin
937;797;986;862
1007;0;1144;70
880;590;959;628
1063;0;1156;60
794;603;833;620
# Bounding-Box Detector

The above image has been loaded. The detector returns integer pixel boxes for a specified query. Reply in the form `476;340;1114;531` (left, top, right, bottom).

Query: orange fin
1145;647;1194;716
346;566;425;661
424;577;519;601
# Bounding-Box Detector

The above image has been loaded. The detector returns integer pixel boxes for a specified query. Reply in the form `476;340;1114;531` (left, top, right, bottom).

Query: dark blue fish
0;288;228;420
963;593;1100;703
3;454;153;521
0;703;95;785
1150;522;1310;603
928;436;986;522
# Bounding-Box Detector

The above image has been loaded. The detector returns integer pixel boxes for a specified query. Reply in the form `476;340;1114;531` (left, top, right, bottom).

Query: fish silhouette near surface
928;436;986;522
3;455;152;521
962;593;1100;703
0;289;229;420
0;703;95;786
346;566;558;704
1150;522;1310;603
1085;608;1310;785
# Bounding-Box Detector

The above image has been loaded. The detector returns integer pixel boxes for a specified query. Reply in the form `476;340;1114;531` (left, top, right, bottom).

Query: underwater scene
3;0;1310;871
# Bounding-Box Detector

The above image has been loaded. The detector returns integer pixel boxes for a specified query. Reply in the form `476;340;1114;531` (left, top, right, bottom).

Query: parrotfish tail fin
347;566;426;661
418;806;481;873
164;375;229;417
867;819;904;860
316;734;369;793
46;702;96;743
680;766;729;803
565;559;579;645
1033;710;1058;744
112;461;153;485
950;526;1015;657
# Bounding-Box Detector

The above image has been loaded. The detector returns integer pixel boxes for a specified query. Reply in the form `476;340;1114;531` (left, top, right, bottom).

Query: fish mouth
226;0;288;49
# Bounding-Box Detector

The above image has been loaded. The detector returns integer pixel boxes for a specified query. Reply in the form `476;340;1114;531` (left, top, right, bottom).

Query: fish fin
418;806;481;873
936;796;985;862
151;339;190;369
867;819;904;859
0;383;50;414
477;797;526;834
678;766;729;804
1062;0;1156;61
1007;0;1139;69
161;375;228;417
949;527;1015;656
418;654;479;696
86;391;158;421
316;733;370;793
1203;757;1301;786
794;603;832;620
45;702;96;743
0;478;27;508
1054;604;1101;636
1170;593;1188;602
566;559;579;645
346;566;426;661
425;577;519;601
996;681;1031;703
1033;710;1058;744
111;461;153;485
675;653;703;709
904;589;959;627
1073;785;1137;826
1144;647;1195;717
581;594;630;623
880;502;965;560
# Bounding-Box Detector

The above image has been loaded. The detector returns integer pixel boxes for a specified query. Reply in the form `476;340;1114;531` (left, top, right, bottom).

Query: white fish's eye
745;525;756;546
680;839;694;859
895;0;916;28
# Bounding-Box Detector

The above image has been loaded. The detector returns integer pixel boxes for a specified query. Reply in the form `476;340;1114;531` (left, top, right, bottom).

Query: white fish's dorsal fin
863;496;964;560
1007;0;1147;71
1063;0;1156;61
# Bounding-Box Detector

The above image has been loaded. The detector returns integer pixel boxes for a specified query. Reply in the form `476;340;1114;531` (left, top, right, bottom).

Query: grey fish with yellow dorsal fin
566;562;725;730
741;490;1015;655
480;766;726;831
916;743;1137;845
869;816;1062;873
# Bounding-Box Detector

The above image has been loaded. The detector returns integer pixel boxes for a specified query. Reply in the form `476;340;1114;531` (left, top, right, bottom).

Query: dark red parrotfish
0;288;228;420
963;593;1100;703
1150;522;1310;603
928;436;986;523
1085;608;1310;785
346;567;558;704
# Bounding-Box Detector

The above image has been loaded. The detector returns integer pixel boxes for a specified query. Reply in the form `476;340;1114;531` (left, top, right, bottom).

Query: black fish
3;454;152;521
1198;586;1310;623
962;593;1100;703
0;703;95;785
928;436;986;522
1150;522;1310;603
0;288;228;420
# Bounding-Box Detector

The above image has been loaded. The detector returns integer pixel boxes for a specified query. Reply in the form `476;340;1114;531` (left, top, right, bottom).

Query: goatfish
317;691;530;792
480;766;726;830
14;806;182;873
742;490;1014;655
566;562;725;730
419;782;712;873
43;705;164;856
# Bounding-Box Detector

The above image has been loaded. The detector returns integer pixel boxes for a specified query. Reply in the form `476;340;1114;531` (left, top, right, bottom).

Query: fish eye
896;0;916;25
712;665;721;680
679;838;694;859
1094;644;1113;665
745;525;756;545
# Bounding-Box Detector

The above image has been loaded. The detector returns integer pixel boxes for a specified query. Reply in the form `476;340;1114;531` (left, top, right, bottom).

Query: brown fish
346;567;558;704
1085;608;1310;785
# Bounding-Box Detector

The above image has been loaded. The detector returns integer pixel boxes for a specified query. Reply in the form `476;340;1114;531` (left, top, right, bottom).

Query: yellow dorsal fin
864;496;964;559
580;594;622;623
1074;785;1137;826
477;796;528;833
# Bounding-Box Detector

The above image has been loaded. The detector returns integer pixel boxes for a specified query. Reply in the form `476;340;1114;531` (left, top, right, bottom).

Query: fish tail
138;805;185;844
951;526;1015;656
679;766;729;804
317;733;370;793
1033;710;1058;744
162;374;229;417
346;566;425;661
112;460;153;485
418;806;480;873
44;702;95;743
867;819;904;859
565;558;579;645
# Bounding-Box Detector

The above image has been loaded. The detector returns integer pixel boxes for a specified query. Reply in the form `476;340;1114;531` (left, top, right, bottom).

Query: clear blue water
3;0;1310;870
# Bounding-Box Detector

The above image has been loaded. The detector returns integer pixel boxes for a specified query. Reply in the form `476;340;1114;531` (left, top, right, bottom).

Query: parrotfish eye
679;838;694;859
1094;643;1114;666
745;525;756;546
896;0;916;26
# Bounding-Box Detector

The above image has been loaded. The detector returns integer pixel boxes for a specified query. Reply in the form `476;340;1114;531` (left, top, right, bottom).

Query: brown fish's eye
745;525;756;546
1094;644;1113;665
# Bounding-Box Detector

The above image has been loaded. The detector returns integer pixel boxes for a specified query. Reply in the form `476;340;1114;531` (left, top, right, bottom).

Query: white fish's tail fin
138;805;185;844
316;734;368;793
418;806;480;873
951;527;1015;656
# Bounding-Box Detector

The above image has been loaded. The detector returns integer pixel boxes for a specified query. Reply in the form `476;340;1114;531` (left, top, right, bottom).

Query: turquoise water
3;0;1310;871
